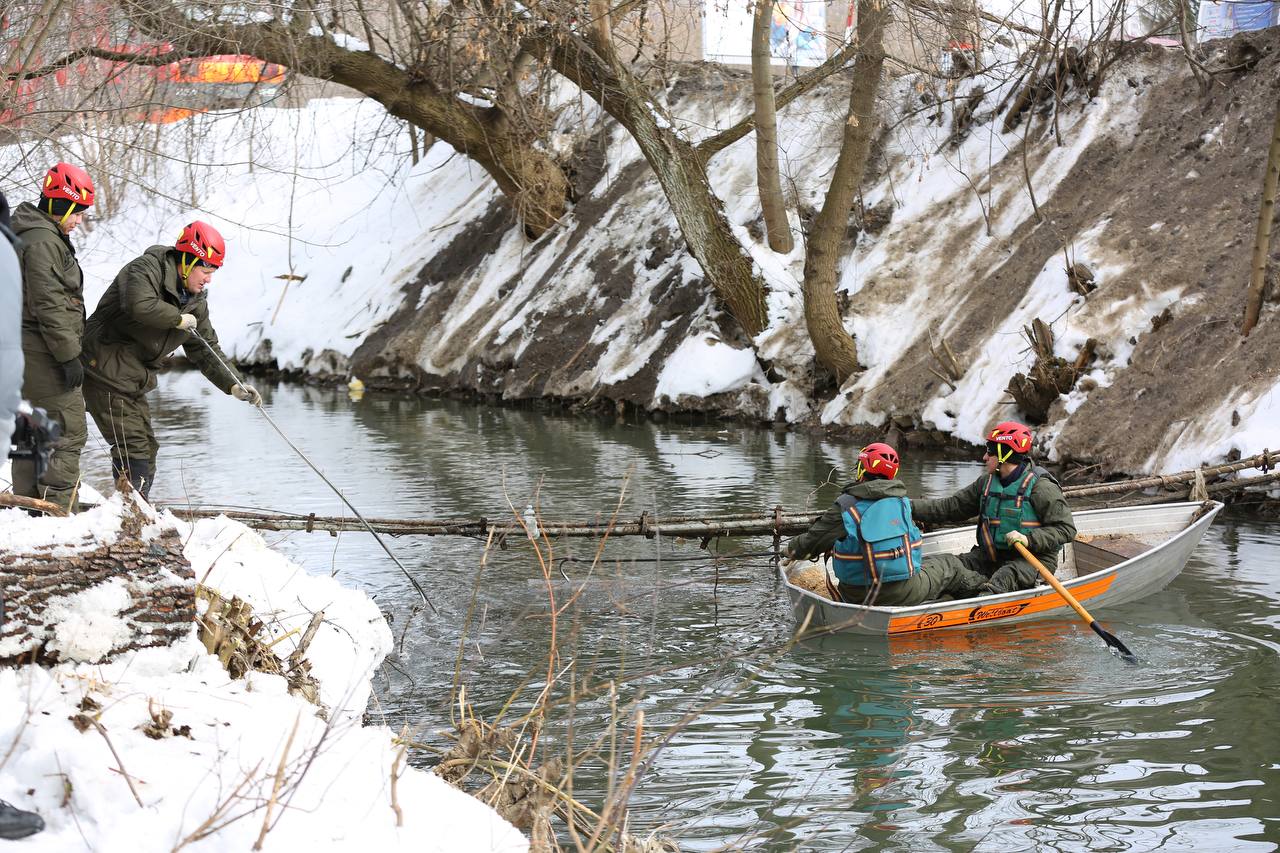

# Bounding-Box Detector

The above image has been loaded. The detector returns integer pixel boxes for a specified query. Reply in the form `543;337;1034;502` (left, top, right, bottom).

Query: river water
87;372;1280;851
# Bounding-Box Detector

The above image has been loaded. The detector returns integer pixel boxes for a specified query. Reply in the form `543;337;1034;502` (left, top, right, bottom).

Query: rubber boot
114;458;155;502
9;457;36;499
0;800;44;840
128;459;154;501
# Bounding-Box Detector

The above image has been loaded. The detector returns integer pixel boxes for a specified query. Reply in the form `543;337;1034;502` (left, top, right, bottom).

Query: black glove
59;358;84;389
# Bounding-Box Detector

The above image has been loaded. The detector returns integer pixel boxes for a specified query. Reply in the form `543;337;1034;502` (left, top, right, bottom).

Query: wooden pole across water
162;450;1280;539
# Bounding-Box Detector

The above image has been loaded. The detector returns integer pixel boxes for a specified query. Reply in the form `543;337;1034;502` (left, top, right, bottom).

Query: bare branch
5;46;183;83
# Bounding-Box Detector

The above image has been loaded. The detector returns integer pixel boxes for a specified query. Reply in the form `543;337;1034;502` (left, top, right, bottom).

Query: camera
9;402;61;483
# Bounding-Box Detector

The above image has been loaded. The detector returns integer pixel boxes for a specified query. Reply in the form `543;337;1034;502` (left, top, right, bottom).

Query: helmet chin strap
47;198;78;225
180;254;197;279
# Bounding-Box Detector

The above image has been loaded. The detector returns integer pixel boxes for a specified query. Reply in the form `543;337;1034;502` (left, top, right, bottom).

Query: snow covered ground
1;31;1275;477
0;498;527;852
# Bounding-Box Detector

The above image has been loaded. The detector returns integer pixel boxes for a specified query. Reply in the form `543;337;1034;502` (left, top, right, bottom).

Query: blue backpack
830;495;924;587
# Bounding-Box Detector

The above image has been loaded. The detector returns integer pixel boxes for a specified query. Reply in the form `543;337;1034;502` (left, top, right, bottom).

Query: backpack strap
1013;468;1038;510
1032;464;1062;488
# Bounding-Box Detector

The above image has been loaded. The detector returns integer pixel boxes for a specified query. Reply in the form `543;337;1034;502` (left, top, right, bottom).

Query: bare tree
25;0;773;332
751;0;794;254
4;0;1174;398
800;0;891;383
1243;96;1280;337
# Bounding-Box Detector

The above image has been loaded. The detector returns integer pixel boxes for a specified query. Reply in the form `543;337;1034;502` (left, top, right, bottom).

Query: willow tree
16;0;910;367
40;0;760;334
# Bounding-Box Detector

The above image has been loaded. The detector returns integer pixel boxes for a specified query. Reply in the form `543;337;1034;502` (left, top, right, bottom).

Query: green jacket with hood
911;465;1077;561
82;245;240;397
787;478;911;560
12;201;84;364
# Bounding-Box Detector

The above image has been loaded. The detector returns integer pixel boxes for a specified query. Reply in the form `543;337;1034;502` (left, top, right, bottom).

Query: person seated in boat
913;421;1077;597
785;443;959;606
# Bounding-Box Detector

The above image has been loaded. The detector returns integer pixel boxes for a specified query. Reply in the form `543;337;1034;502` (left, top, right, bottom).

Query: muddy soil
256;31;1280;479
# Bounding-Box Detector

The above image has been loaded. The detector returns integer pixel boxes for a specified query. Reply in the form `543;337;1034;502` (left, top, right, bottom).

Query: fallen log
0;493;65;516
1060;450;1280;497
161;450;1280;540
1073;470;1280;508
165;508;823;539
0;496;196;664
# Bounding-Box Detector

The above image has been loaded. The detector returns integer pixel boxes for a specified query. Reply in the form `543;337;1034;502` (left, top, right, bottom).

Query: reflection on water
83;372;1280;852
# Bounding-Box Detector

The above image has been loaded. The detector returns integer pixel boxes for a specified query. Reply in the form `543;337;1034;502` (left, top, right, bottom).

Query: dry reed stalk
90;718;144;808
390;724;409;827
503;474;559;764
252;713;300;850
170;762;263;852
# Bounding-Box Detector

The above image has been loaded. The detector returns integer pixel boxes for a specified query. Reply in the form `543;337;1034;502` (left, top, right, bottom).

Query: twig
170;762;263;852
253;714;300;851
90;719;143;808
391;725;409;827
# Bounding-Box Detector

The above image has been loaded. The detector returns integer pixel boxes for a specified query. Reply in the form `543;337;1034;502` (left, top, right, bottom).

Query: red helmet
42;162;95;207
987;421;1033;462
176;221;226;267
856;442;900;481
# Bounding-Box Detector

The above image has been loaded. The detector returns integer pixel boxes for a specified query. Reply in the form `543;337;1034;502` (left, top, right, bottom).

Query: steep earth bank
328;31;1279;476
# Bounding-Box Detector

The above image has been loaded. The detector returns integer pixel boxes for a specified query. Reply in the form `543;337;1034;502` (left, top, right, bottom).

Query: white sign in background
703;0;831;67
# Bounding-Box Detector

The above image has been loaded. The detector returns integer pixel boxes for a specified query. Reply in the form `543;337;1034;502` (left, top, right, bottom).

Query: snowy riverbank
2;32;1278;477
0;497;527;852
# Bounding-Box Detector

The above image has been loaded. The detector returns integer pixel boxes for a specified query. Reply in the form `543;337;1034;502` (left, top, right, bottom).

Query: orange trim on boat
886;573;1118;634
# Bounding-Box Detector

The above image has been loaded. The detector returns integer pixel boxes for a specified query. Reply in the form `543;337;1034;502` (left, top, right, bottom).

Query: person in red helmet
10;163;96;512
785;442;960;606
80;220;260;500
913;421;1077;596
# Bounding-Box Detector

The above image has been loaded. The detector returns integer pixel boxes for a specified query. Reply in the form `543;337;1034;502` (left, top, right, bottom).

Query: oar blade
1090;621;1138;664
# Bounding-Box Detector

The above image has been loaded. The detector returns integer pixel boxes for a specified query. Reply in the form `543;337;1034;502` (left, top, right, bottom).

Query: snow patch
654;336;765;402
42;578;134;663
1147;378;1280;473
0;510;528;852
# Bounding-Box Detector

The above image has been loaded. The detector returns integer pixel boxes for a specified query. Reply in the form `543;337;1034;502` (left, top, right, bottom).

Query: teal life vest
977;466;1042;560
830;494;923;586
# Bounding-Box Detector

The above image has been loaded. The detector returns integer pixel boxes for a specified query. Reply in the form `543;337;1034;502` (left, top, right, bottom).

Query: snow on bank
655;335;766;402
0;500;527;852
2;43;1271;475
1146;377;1280;475
5;98;500;377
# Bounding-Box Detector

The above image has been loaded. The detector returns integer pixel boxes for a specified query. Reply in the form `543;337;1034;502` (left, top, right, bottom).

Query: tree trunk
696;38;862;162
1243;97;1280;337
801;0;889;383
0;499;196;664
752;0;794;254
539;33;770;336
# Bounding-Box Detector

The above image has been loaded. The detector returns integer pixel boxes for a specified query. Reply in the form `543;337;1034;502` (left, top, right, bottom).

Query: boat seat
1070;534;1150;575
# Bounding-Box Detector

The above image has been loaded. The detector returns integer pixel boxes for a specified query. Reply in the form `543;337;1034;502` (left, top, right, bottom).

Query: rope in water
186;331;436;615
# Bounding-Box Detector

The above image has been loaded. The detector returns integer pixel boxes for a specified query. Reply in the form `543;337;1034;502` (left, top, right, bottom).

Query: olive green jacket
82;245;241;397
912;466;1077;558
12;202;84;364
787;478;910;560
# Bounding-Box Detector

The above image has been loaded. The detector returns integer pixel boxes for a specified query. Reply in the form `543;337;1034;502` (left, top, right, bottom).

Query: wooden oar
1013;541;1137;663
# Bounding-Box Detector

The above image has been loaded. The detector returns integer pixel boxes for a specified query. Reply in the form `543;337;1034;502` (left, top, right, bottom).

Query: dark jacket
911;466;1077;559
81;245;240;396
12;202;83;364
0;197;21;454
787;478;910;560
